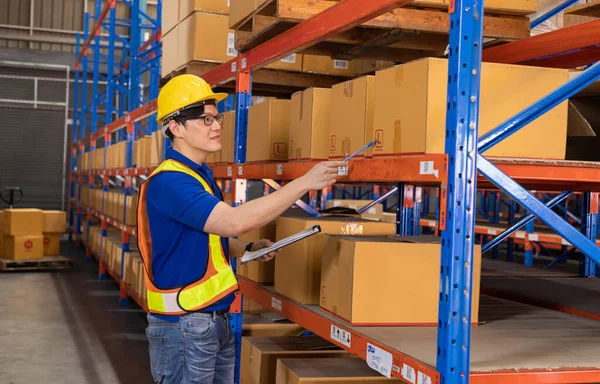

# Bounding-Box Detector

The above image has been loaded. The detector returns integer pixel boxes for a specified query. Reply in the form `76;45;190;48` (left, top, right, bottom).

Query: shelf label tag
277;164;283;175
401;363;416;383
238;166;243;176
529;234;539;241
227;167;233;177
419;161;439;178
516;232;525;239
366;343;392;379
487;229;497;235
271;297;282;311
241;58;247;69
330;325;351;347
418;372;432;384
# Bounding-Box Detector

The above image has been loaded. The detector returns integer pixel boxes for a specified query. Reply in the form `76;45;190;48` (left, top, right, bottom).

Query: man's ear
168;120;184;138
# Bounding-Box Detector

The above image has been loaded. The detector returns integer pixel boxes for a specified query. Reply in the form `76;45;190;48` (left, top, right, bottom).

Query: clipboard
240;225;322;264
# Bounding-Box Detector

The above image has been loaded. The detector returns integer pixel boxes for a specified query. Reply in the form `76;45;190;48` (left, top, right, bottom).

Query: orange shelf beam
75;0;115;67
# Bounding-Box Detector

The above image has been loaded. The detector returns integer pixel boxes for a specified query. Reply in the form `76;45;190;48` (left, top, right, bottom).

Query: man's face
177;104;223;153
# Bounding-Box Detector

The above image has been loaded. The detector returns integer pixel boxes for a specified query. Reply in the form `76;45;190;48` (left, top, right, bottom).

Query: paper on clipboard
240;225;322;264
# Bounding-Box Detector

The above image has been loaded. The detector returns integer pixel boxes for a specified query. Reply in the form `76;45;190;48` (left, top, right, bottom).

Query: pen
343;139;378;162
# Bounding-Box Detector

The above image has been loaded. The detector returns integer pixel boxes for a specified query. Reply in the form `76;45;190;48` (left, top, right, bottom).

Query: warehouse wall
0;0;158;53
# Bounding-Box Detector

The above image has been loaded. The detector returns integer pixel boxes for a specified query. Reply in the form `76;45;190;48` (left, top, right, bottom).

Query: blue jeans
146;312;235;384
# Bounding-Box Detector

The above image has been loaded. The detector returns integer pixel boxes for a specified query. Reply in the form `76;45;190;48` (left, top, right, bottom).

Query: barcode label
281;54;296;63
418;372;432;384
401;364;416;383
271;297;282;311
366;344;392;378
227;32;238;57
334;59;349;69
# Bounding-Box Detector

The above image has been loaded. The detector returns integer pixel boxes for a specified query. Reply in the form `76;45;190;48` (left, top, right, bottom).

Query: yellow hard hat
156;74;228;124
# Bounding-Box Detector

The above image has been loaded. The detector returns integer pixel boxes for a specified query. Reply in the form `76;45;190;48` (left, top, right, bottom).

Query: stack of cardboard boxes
42;211;66;256
1;209;44;260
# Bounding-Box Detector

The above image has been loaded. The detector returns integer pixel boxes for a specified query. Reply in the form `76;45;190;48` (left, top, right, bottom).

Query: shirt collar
166;147;213;178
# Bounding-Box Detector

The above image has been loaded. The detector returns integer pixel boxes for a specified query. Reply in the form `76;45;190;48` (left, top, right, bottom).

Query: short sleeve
145;171;221;231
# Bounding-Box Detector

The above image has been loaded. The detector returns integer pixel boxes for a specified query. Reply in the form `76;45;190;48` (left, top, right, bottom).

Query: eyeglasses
195;114;224;127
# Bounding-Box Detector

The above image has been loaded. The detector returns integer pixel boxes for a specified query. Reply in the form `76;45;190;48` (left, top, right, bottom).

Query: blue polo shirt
145;147;236;322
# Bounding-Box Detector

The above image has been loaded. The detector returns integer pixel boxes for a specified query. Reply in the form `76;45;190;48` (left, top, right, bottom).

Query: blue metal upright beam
580;192;598;277
436;0;483;379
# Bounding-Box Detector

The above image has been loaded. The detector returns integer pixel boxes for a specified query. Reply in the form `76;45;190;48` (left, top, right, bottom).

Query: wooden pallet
233;0;531;62
160;61;354;97
0;256;73;271
566;0;600;17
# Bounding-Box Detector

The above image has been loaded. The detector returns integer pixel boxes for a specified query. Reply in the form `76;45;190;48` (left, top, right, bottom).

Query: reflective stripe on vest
137;159;239;316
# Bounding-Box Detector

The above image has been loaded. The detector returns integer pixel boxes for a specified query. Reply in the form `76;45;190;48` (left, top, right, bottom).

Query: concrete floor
0;241;153;384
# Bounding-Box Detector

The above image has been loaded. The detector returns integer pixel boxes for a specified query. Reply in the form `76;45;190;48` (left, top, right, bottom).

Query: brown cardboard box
5;235;43;260
43;233;61;256
126;194;139;226
162;0;179;35
237;223;277;283
324;200;383;221
274;216;395;304
242;314;304;337
181;0;230;21
275;358;395;384
0;232;4;258
215;110;235;163
241;336;347;384
320;235;482;325
43;211;67;233
3;209;43;236
150;130;163;166
302;55;354;77
247;99;290;162
329;76;376;159
143;136;153;167
412;0;536;14
229;0;256;28
373;58;569;159
289;88;331;161
178;12;237;67
266;53;303;72
242;299;269;314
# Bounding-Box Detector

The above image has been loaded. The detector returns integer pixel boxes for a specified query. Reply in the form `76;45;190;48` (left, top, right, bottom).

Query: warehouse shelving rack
70;0;161;301
68;0;600;383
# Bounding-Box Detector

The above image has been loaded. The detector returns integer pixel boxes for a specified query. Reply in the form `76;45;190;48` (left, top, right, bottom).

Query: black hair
164;100;216;141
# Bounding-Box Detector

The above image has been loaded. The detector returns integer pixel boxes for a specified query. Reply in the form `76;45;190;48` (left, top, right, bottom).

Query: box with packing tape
275;358;396;384
274;215;395;305
241;336;347;384
289;88;331;161
320;235;482;325
247;99;290;162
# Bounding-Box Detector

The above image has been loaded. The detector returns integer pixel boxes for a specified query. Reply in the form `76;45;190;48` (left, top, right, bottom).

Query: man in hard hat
137;74;343;383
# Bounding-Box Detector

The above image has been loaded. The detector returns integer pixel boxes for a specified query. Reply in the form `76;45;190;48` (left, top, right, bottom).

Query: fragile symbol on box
271;297;283;311
366;343;393;378
419;161;439;178
330;325;351;347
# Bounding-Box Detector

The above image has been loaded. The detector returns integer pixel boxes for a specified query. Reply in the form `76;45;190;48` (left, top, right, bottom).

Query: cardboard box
243;299;269;314
275;358;395;384
320;235;481;325
274;216;395;304
242;314;305;337
162;0;179;35
302;55;354;77
412;0;537;14
216;110;235;164
150;130;164;166
241;336;347;384
247;99;290;162
266;53;303;72
289;88;331;161
229;0;256;28
237;223;277;283
180;0;230;21
143;136;152;167
43;211;67;233
43;233;61;256
5;235;43;260
373;58;569;159
179;12;237;66
3;209;43;236
329;76;376;159
324;200;383;221
126;194;139;226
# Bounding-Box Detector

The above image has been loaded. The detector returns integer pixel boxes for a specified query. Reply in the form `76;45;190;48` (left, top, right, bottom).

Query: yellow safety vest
137;159;239;316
